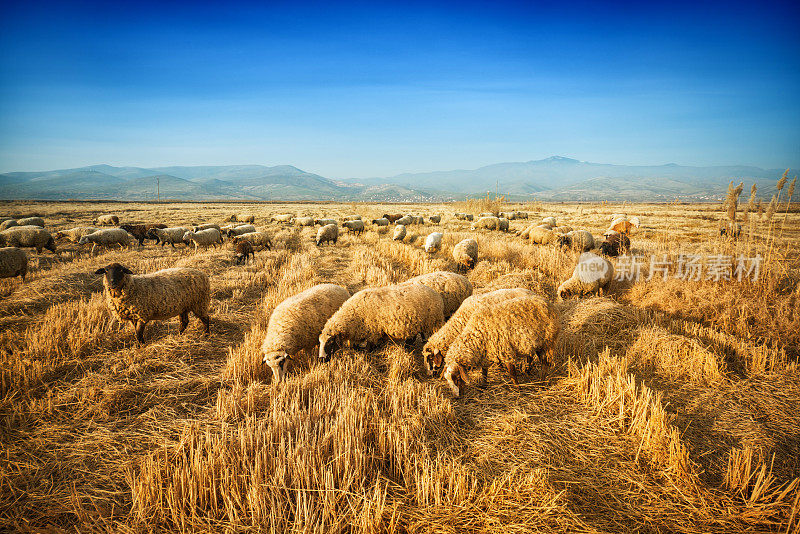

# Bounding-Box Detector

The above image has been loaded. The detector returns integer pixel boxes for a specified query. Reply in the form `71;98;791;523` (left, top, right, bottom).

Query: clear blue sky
1;0;798;178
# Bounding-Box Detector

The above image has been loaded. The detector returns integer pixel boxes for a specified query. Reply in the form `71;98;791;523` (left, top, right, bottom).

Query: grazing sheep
599;231;630;257
423;288;534;375
237;214;256;224
608;217;635;236
558;230;595;252
234;240;254;265
497;217;510;232
412;215;425;225
341;215;362;221
557;253;614;300
552;225;573;234
429;215;442;224
528;226;559;245
393;224;407;241
401;271;472;318
442;295;560;397
55;227;101;243
316;224;339;246
395;215;413;226
424;232;443;253
262;284;351;382
78;228;132;254
516;212;529;219
472;216;500;230
318;283;445;360
234;231;274;250
94;263;210;343
519;223;538;239
452;238;478;271
226;224;257;238
0;227;57;253
314;218;337;226
193;223;221;232
610;213;626;221
0;220;18;231
291;217;315;227
478;212;495;218
120;223;167;246
541;216;557;227
272;213;294;223
342;220;365;235
0;247;28;281
383;213;403;223
720;222;742;239
148;227;192;248
16;217;44;227
94;214;119;226
371;217;390;226
183;228;223;251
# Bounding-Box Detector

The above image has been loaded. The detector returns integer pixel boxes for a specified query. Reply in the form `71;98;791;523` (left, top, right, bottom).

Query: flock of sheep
0;208;643;397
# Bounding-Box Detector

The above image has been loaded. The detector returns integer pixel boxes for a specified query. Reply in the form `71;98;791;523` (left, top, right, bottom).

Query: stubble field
1;199;799;533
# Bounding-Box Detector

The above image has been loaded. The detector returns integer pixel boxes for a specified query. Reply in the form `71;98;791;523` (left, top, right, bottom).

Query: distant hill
0;158;789;202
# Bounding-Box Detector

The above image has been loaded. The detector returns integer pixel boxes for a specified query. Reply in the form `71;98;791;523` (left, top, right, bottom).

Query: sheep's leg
199;314;210;333
179;312;189;333
505;361;519;384
526;355;534;375
480;366;488;386
134;321;147;343
91;243;97;255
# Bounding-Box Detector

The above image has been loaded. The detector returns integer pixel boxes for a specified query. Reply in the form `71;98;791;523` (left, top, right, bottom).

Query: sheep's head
318;333;341;362
443;364;466;397
263;351;290;383
94;263;132;290
78;236;89;245
556;283;570;302
422;346;444;376
557;234;571;249
45;237;57;253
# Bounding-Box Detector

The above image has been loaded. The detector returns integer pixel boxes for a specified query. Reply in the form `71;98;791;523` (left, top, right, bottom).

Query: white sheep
541;216;557;227
342;220;365;235
316;224;339;246
422;288;534;375
0;247;28;281
497;217;510;232
314;218;337;226
452;238;477;271
472;216;499;230
0;227;57;253
226;224;257;238
271;213;294;223
395;215;413;226
558;230;595;252
16;217;44;227
557;253;614;300
442;295;560;397
55;227;101;243
528;226;559;245
262;284;351;382
182;228;223;251
424;232;443;253
291;217;315;227
78;228;133;254
193;222;221;232
94;214;120;226
0;220;18;231
393;225;407;241
400;271;472;318
319;283;444;361
95;263;211;343
371;218;390;226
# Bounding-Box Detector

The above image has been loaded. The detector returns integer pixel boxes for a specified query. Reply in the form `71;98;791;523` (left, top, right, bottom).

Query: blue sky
1;0;798;178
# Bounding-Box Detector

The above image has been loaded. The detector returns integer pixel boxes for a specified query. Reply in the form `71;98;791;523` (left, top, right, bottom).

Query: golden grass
0;199;798;532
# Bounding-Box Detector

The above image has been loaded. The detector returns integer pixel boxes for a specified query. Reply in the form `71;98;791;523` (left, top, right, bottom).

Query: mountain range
0;157;787;202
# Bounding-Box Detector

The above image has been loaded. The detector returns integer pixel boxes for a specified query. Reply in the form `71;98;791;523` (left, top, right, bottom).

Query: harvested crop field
1;199;799;533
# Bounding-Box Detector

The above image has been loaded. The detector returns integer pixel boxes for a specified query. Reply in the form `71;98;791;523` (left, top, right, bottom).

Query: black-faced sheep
422;287;534;375
94;263;210;343
442;295;560;397
0;227;57;254
318;283;444;361
401;271;472;318
226;224;256;238
452;238;477;271
262;284;351;382
316;224;338;246
424;232;443;253
557;253;614;300
0;247;28;281
234;240;254;265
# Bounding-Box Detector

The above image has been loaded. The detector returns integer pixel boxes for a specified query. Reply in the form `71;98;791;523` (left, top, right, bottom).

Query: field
1;199;799;533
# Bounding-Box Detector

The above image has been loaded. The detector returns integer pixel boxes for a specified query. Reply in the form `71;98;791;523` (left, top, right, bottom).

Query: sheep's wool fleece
105;268;208;323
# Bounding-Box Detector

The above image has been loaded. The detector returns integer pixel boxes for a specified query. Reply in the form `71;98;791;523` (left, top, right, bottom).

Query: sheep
271;213;294;223
120;223;168;246
183;228;223;251
148;227;192;248
318;283;444;361
608;217;635;236
499;211;515;220
314;218;337;226
234;231;274;250
442;295;560;397
610;213;626;221
541;216;557;227
557;253;614;300
0;220;18;231
16;217;44;227
472;216;500;230
371;218;390;226
424;232;443;253
0;227;57;253
291;217;315;227
478;212;495;218
423;288;534;376
454;212;475;221
395;215;413;226
552;225;573;234
55;227;101;243
516;212;529;219
400;271;472;318
226;224;257;238
237;214;256;224
78;228;133;254
193;223;221;232
234;240;255;264
558;230;595;252
342;220;365;235
519;223;538;239
94;214;119;226
94;263;210;343
262;284;351;382
393;224;407;241
429;215;442;224
528;226;559;245
0;247;28;281
316;224;339;246
599;231;630;257
452;238;478;271
382;213;403;223
341;215;362;221
412;215;425;225
497;217;510;232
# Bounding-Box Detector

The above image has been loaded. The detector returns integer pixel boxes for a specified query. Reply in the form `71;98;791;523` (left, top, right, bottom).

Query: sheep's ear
433;351;443;367
121;266;133;275
94;267;106;275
